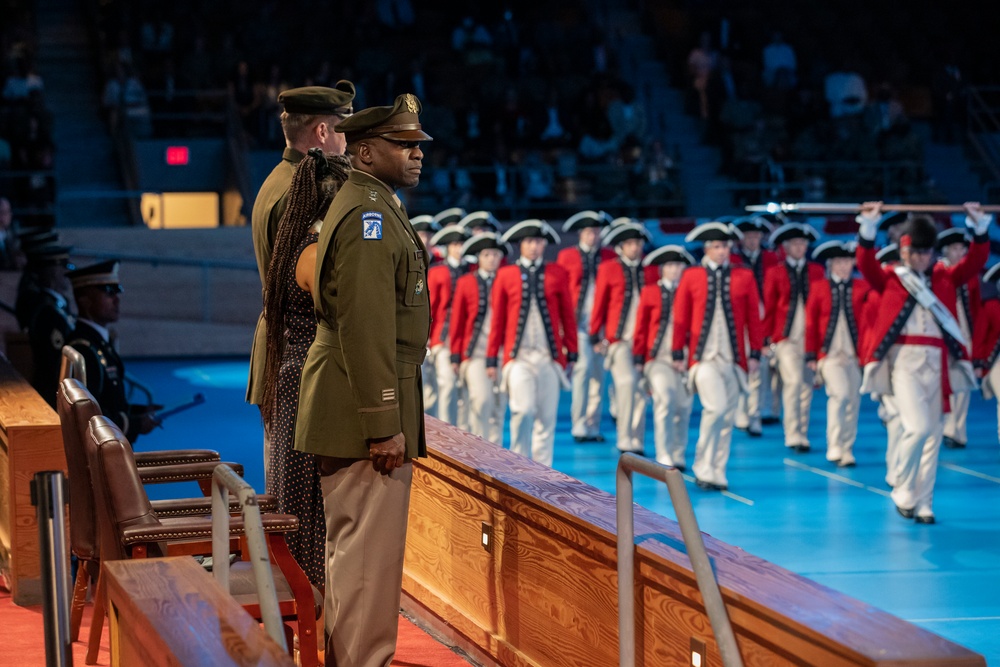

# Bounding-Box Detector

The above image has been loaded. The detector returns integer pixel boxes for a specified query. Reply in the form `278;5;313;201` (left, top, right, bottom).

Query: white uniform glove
966;210;993;236
855;211;880;241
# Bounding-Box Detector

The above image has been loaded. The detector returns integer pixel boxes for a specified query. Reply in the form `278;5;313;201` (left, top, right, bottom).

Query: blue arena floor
130;357;1000;664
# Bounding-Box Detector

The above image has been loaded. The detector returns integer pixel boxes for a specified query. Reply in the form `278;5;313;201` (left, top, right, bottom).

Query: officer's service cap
68;259;122;292
563;210;613;233
812;240;856;261
458;210;500;232
278;81;355;117
769;222;820;246
984;263;1000;284
429;225;469;247
462;233;511;258
18;228;59;249
875;243;899;265
685;221;741;243
604;222;652;247
643;244;694;267
878;211;909;231
25;243;73;266
337;93;433;143
935;227;970;250
433;207;467;227
501;219;560;245
732;215;774;234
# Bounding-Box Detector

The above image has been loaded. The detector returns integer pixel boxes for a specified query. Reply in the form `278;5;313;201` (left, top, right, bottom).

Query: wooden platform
0;354;65;605
402;417;985;666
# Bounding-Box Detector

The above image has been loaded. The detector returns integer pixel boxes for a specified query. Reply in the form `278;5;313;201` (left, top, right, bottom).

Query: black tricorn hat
812;240;856;261
603;222;652;247
686;221;741;243
935;227;970;250
410;215;439;233
899;216;938;250
429;224;470;247
337;92;433;142
278;81;355;116
984;263;1000;284
458;210;500;232
461;232;511;257
643;244;694;267
501;219;560;245
878;211;910;232
875;243;899;264
563;210;613;232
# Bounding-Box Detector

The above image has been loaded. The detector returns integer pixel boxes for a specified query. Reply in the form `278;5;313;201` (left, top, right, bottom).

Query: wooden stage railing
0;354;64;605
402;417;985;667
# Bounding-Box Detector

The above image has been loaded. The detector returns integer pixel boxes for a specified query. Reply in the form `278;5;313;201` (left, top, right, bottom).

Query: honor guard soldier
449;233;509;444
556;209;616;442
672;222;764;490
67;260;161;442
856;201;990;524
458;210;501;235
487;219;577;466
634;245;695;469
589;221;655;454
973;263;1000;446
410;214;440;250
937;227;979;449
879;211;909;246
433;206;467;228
411;214;442;411
763;222;824;451
247;81;355;479
426;224;472;425
731;214;779;435
867;242;903;484
24;242;74;407
14;228;62;329
294;93;432;666
805;240;871;467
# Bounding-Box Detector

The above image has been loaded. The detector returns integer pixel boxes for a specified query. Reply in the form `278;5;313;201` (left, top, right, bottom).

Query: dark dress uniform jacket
69;320;139;441
246;147;305;405
27;289;75;407
295;170;430;461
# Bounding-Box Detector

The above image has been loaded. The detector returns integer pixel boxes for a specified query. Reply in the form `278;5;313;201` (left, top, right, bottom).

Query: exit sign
165;146;190;166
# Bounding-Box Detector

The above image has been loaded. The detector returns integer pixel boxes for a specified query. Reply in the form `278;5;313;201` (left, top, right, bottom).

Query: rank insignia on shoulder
415;278;424;295
362;211;383;240
368;188;378;202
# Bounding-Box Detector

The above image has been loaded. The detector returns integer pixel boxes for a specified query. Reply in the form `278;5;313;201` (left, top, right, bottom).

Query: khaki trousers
691;361;740;486
322;460;413;667
646;360;692;467
608;341;647;452
819;357;861;463
774;339;814;447
507;356;562;466
570;330;605;438
463;357;506;445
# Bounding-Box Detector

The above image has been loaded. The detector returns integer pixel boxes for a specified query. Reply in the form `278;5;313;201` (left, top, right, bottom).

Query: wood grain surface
402;416;985;667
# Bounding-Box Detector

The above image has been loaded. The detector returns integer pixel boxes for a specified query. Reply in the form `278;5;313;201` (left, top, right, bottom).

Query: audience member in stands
247;82;355;484
1;56;43;101
101;62;152;137
68;260;162;442
25;242;74;407
260;149;351;588
294;94;432;667
824;64;868;118
686;31;718;119
761;31;797;88
0;197;19;269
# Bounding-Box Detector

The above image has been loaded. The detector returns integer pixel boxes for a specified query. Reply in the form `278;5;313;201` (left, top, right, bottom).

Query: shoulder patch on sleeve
362;211;383;240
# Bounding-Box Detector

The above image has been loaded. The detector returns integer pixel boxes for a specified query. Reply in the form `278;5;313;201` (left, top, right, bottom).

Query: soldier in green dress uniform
246;81;355;479
295;93;431;667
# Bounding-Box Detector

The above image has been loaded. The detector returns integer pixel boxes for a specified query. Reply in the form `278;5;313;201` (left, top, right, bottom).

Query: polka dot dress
267;232;325;587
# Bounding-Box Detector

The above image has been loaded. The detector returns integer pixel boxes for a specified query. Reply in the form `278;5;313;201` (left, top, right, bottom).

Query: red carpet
0;589;468;666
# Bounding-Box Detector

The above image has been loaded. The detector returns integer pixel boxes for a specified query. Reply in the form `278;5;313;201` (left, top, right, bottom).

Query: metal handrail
210;464;287;652
31;471;72;667
617;453;743;667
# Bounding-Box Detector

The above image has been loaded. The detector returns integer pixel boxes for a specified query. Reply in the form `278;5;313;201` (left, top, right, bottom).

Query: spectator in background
762;31;797;88
687;31;718;119
824;65;868;118
101;62;152;137
932;49;964;144
2;57;44;101
0;197;19;269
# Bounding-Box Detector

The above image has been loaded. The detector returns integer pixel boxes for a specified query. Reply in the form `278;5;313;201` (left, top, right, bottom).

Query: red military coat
938;258;982;334
556;246;617;313
855;234;989;365
427;261;470;347
486;261;578;368
731;247;779;297
588;258;659;345
449;271;492;363
804;278;872;362
633;282;676;363
671;264;764;371
972;299;1000;371
762;260;826;344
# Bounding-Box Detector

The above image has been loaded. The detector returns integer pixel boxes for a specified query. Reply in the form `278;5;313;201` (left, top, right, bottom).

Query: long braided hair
261;149;351;429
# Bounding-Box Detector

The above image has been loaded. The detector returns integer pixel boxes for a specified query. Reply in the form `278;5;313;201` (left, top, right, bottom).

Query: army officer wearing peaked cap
294;93;431;667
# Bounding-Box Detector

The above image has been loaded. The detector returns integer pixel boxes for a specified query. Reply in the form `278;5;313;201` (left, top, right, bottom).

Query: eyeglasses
379;137;422;150
97;284;123;295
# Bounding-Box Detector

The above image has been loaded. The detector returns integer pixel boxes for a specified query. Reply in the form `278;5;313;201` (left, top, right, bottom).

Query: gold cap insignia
405;93;418;113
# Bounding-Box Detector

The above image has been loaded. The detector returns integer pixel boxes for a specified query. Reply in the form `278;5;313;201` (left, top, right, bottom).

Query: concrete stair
34;0;130;227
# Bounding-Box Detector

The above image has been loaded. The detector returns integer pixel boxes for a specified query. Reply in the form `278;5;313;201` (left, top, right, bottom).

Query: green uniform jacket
295;170;430;460
246;147;304;404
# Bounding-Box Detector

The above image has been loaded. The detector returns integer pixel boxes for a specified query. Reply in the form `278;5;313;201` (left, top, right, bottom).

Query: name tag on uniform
362;211;383;240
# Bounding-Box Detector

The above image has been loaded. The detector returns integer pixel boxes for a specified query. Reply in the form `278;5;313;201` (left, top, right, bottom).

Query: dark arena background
1;0;998;665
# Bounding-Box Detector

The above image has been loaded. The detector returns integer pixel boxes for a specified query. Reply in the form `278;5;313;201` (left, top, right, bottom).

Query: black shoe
942;437;966;449
896;505;915;519
573;435;586;443
915;515;936;524
837;460;856;468
695;478;726;491
674;465;687;473
748;427;763;437
761;416;780;425
592;434;606;442
793;444;811;453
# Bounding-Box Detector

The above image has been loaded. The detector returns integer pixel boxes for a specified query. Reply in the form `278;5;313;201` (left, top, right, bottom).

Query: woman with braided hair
262;148;351;586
